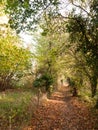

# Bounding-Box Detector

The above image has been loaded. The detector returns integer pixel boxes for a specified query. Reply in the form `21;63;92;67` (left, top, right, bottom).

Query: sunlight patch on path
47;99;67;104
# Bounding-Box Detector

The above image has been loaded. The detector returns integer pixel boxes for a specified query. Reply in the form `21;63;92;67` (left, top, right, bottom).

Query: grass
0;88;35;130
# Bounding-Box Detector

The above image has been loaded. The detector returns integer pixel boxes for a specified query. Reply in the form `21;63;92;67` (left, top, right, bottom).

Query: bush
0;89;34;130
33;73;53;92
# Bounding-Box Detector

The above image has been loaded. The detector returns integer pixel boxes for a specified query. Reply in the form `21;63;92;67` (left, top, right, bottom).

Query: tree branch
71;1;92;17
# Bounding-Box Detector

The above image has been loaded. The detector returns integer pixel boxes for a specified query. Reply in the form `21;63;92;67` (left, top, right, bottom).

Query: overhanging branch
71;1;92;17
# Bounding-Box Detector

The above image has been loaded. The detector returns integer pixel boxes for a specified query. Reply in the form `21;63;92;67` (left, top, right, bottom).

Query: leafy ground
23;86;98;130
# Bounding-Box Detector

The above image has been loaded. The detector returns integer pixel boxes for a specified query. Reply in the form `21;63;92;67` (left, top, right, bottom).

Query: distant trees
33;14;68;92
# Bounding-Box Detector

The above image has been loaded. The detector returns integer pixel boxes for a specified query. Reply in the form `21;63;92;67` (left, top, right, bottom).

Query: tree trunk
90;76;97;98
95;99;98;109
72;87;78;96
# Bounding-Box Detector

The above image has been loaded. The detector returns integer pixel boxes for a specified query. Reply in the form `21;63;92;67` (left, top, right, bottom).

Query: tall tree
65;0;98;97
0;29;32;90
34;14;68;87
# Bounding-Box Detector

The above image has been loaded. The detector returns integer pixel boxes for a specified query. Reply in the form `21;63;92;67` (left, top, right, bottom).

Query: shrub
33;73;53;92
0;89;34;129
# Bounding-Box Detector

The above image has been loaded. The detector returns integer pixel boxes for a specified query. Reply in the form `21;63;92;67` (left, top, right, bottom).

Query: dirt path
24;86;98;130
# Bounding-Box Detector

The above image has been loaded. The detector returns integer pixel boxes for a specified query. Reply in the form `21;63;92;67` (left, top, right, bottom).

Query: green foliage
33;77;44;88
33;73;53;92
0;31;32;90
0;89;34;129
41;73;54;91
34;15;68;90
5;0;59;32
66;1;98;97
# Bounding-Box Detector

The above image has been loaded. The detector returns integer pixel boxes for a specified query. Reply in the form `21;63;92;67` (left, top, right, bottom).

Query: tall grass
0;89;35;130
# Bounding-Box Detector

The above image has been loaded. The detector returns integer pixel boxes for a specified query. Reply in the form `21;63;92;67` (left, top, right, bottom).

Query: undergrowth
0;88;35;130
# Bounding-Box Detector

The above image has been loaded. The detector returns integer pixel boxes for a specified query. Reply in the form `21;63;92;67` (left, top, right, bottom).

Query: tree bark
90;75;97;97
72;87;78;97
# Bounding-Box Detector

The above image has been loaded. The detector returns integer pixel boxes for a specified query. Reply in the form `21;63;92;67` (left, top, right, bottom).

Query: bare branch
71;1;92;17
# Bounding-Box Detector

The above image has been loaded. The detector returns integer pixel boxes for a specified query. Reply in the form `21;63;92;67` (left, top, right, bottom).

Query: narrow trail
24;86;98;130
